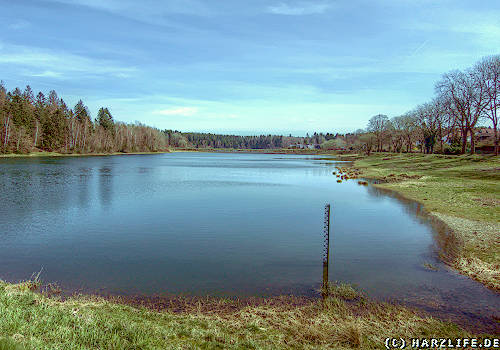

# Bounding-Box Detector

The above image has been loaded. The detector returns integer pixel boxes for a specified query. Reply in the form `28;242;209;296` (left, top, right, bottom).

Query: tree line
165;131;284;149
0;83;168;154
167;55;498;155
2;54;497;155
356;55;499;155
0;82;334;154
163;131;348;150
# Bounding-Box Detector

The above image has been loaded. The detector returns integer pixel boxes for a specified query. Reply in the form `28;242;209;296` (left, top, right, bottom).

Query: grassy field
0;280;491;350
349;153;500;291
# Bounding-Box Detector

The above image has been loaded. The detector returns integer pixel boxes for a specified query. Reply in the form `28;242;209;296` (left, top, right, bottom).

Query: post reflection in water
78;167;92;209
98;163;113;208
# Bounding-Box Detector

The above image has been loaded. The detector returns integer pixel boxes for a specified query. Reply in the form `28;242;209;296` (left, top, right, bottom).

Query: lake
0;152;498;325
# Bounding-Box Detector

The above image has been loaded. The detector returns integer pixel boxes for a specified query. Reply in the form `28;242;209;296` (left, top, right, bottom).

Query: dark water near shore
0;153;498;329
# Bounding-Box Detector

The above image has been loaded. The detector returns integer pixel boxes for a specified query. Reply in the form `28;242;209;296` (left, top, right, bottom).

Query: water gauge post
322;203;331;299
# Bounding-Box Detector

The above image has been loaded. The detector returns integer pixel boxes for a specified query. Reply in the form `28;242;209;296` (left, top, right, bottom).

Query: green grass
0;280;489;350
352;153;500;291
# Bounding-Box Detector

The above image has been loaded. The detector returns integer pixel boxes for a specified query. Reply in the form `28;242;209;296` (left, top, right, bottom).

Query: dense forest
178;132;284;149
1;55;498;155
0;83;168;154
165;131;342;149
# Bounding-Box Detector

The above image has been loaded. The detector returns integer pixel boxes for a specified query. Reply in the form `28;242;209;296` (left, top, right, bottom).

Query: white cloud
0;43;136;79
30;70;64;79
267;2;330;15
154;107;198;116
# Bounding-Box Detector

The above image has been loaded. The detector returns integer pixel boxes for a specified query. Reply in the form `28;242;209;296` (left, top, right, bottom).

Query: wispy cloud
2;0;498;134
0;43;136;79
8;20;30;30
267;2;330;15
450;23;500;50
408;39;429;58
154;107;198;116
43;0;212;27
30;70;64;79
400;8;500;51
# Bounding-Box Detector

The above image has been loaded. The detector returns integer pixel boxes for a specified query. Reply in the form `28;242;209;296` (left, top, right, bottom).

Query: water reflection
0;153;497;332
367;186;462;263
77;167;92;208
137;167;152;174
99;164;113;208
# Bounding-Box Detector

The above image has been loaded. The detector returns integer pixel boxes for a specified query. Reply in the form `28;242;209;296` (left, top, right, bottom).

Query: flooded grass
1;280;494;350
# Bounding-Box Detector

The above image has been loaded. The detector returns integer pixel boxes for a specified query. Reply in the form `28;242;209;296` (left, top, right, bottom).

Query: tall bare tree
367;114;389;152
389;116;406;152
436;69;488;154
476;55;500;155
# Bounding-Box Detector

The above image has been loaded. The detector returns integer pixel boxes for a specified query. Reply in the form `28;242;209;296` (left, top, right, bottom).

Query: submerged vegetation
0;280;492;350
350;153;500;291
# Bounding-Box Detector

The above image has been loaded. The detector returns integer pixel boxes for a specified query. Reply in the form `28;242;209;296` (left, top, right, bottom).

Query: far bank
0;150;171;158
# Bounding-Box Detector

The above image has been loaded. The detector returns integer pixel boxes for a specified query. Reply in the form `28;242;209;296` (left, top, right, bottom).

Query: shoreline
0;148;331;158
2;150;497;293
0;150;172;158
350;153;499;292
0;279;495;349
2;150;497;292
0;151;498;348
171;147;333;155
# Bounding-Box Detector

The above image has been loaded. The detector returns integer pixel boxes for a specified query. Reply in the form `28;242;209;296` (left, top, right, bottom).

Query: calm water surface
0;153;498;325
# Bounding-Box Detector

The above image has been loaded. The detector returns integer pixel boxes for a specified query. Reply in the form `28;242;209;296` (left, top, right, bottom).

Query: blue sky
1;0;499;135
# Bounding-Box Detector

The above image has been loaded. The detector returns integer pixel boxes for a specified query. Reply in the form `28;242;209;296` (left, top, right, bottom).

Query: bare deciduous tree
367;114;389;152
476;55;500;155
436;69;488;154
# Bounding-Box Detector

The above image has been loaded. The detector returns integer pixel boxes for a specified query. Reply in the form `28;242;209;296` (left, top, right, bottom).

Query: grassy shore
348;153;499;291
1;280;492;350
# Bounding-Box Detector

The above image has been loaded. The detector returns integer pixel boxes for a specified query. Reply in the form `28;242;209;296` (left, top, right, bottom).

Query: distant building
289;143;320;149
462;127;496;143
476;127;495;143
440;127;495;144
475;127;496;153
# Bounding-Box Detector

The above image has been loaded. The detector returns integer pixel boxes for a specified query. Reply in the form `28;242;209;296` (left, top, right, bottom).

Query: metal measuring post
322;203;331;299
